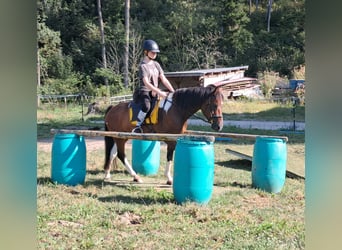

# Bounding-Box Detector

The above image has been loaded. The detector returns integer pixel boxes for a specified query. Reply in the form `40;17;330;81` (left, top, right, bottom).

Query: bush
258;71;278;99
38;73;82;95
47;54;74;80
92;68;124;95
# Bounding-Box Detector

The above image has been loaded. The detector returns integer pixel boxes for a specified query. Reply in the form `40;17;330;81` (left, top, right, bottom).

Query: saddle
128;99;160;126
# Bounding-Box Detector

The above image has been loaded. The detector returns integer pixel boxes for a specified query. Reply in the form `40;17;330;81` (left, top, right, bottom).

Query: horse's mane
173;85;215;109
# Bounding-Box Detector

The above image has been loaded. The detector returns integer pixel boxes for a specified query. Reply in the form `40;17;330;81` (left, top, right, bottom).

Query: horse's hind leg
104;136;117;180
116;139;143;183
165;142;176;185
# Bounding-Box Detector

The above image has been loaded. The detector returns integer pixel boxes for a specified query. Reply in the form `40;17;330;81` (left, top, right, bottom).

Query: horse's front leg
165;142;176;185
104;143;118;180
103;135;117;180
165;161;173;185
116;140;143;183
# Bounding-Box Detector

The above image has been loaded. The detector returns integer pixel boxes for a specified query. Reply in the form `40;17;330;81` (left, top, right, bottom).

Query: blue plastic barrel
173;137;215;205
132;140;160;175
289;79;305;89
51;133;86;186
252;137;287;193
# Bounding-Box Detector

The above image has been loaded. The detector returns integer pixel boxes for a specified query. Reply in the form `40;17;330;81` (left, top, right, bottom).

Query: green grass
38;144;304;249
37;104;103;139
221;99;305;122
37;101;305;249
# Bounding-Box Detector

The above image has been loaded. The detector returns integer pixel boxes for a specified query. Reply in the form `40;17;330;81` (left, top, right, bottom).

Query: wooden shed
163;66;259;100
164;66;249;89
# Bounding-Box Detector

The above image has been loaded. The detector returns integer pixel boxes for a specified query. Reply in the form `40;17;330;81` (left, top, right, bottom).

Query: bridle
162;89;223;125
192;90;223;124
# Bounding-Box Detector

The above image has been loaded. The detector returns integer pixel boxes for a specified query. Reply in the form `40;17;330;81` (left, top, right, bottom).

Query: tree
96;0;109;95
37;20;62;83
186;32;223;69
37;0;305;94
266;0;273;32
219;0;253;61
124;0;130;87
128;28;143;90
246;0;305;77
97;0;107;71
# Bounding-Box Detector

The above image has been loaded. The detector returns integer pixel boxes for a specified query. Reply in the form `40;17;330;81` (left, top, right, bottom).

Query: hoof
133;175;143;183
166;180;173;185
104;172;111;180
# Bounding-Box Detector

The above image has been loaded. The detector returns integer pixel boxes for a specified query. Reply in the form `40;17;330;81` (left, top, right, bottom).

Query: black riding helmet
143;39;160;53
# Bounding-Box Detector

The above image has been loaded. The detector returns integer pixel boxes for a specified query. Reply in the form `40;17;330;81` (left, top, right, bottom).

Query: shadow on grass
37;177;53;185
229;181;253;189
216;159;252;172
216;159;305;180
97;194;173;205
86;169;124;175
214;159;253;189
214;181;253;190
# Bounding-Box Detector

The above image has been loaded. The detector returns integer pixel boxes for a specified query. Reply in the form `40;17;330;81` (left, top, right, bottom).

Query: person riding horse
132;39;175;133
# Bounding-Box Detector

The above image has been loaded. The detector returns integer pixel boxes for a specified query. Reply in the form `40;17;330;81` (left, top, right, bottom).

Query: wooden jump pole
185;130;288;142
50;129;287;143
50;129;215;143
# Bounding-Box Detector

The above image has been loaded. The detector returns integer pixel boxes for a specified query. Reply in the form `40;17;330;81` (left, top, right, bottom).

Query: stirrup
132;126;143;133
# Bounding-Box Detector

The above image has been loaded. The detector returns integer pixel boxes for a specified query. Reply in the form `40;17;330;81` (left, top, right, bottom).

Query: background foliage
37;0;305;96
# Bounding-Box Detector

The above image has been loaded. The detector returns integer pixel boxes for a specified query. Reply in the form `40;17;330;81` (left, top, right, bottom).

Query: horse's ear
207;84;217;93
213;85;222;95
210;85;224;100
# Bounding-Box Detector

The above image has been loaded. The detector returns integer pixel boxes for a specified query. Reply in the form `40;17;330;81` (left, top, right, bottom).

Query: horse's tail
104;121;115;170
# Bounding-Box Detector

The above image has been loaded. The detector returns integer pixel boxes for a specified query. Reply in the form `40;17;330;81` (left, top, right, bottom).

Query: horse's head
201;85;224;131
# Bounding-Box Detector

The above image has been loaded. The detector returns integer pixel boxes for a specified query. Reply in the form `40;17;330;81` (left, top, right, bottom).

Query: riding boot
132;110;147;133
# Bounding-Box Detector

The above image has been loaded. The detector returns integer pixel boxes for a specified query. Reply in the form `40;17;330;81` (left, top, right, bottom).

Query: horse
103;84;224;184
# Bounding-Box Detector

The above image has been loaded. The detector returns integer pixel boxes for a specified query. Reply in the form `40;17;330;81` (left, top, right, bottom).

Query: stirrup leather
132;126;143;133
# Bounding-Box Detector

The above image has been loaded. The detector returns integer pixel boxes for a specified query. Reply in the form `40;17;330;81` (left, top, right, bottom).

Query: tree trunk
97;0;108;86
267;0;273;32
37;46;41;106
124;0;130;88
248;0;252;15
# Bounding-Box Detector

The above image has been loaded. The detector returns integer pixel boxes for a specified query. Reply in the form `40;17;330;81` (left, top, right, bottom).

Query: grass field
221;99;305;122
37;101;305;249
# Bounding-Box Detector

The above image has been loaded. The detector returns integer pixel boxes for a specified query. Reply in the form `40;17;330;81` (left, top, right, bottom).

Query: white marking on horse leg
165;160;173;184
104;144;118;180
123;157;136;176
123;158;143;183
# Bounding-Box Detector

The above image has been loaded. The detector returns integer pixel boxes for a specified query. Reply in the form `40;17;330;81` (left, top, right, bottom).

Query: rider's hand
159;91;168;98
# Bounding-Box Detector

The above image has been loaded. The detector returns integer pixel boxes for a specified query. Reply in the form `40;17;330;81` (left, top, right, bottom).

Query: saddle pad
129;100;159;125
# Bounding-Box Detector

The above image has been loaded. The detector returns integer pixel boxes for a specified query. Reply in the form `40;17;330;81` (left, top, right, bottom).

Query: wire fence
37;94;133;106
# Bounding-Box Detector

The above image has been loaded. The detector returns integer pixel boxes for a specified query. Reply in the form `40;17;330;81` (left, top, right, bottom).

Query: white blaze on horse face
159;93;173;112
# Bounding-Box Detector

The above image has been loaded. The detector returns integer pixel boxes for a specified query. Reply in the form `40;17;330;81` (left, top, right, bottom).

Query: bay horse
103;84;224;184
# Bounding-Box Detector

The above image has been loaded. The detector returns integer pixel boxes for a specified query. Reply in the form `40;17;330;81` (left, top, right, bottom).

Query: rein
191;113;212;124
192;112;223;124
163;91;222;125
204;91;223;124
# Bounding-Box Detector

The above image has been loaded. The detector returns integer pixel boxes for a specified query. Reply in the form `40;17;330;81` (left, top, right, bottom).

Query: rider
132;39;175;133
